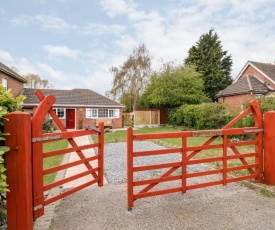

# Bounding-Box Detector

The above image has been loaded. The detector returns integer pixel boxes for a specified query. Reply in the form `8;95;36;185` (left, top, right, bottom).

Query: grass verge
43;140;69;185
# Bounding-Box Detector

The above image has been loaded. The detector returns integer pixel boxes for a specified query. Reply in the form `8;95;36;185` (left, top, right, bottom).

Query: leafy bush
168;103;232;130
0;86;25;192
234;97;275;128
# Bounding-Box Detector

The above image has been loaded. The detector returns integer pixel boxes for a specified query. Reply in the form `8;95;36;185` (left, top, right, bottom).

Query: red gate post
127;127;134;210
5;112;33;230
98;122;104;187
264;111;275;184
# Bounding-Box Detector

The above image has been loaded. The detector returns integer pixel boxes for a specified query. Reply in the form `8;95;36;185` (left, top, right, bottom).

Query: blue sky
1;0;275;95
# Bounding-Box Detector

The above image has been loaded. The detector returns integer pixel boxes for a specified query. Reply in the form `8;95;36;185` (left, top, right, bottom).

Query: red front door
66;109;75;129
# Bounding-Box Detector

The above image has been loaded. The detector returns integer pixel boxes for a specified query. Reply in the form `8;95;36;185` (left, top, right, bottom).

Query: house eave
0;69;27;83
217;90;270;98
22;103;125;108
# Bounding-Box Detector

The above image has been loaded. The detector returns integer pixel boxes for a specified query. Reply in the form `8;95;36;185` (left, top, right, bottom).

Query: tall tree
24;73;54;89
184;29;233;101
139;62;209;108
107;44;151;111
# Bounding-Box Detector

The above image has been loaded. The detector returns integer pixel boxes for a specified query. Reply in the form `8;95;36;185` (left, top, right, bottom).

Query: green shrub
168;103;232;130
0;85;25;192
235;97;275;128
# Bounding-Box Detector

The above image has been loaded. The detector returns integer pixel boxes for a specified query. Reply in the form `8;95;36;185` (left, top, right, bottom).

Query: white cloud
10;14;75;33
81;23;125;35
99;0;134;17
42;45;79;59
36;15;75;32
10;15;33;26
36;63;66;81
0;50;14;62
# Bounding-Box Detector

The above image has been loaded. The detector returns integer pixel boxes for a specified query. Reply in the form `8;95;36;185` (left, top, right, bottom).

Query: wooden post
127;127;134;210
264;111;275;185
98;122;104;187
5;112;33;230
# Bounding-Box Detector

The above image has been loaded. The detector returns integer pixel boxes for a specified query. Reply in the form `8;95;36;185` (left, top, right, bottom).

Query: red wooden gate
127;101;263;209
32;90;104;219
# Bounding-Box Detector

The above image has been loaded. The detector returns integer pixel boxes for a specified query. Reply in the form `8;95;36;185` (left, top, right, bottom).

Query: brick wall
0;73;24;97
218;64;275;111
218;94;255;111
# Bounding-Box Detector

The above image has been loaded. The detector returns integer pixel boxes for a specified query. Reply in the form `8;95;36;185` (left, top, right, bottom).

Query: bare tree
107;44;151;111
24;73;54;89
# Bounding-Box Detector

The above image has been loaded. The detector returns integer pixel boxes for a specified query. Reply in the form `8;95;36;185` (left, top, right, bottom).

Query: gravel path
104;141;208;183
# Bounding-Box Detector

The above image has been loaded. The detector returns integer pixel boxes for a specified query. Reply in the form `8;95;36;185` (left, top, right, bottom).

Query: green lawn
43;140;69;185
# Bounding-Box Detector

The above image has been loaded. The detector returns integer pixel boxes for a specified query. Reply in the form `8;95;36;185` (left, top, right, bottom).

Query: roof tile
21;88;124;107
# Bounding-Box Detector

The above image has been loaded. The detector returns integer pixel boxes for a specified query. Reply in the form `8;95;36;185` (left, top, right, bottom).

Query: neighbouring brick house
217;61;275;111
0;61;27;97
21;88;124;129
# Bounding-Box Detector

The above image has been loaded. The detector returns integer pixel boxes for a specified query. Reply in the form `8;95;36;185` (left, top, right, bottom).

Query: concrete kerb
33;134;105;230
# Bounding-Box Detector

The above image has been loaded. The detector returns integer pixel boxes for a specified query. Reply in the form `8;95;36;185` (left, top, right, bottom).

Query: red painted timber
264;112;275;184
127;127;134;209
127;100;263;209
5;112;33;230
98;122;104;187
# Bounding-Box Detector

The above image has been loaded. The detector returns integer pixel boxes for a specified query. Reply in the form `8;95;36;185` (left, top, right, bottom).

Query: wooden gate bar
44;167;99;190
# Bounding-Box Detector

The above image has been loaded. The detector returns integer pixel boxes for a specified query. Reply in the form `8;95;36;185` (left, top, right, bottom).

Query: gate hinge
260;173;264;178
32;134;63;143
33;205;43;211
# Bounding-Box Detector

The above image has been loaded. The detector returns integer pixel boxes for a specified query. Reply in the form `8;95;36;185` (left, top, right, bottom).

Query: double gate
6;93;274;228
127;101;263;209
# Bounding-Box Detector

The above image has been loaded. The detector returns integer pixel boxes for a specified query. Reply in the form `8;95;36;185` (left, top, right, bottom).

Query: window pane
53;108;65;118
92;109;98;118
108;109;114;118
58;109;65;118
2;78;7;91
98;109;108;118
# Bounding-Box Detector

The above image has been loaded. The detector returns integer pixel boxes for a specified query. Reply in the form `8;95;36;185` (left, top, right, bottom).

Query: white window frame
91;109;98;118
115;109;120;118
2;78;7;91
53;108;66;119
255;94;262;99
86;108;117;118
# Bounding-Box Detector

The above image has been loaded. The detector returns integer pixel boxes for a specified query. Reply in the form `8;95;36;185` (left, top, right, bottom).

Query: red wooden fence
127;101;263;209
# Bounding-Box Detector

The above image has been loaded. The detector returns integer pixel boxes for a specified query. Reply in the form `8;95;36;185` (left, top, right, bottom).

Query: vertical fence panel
127;127;134;210
98;122;104;187
5;112;33;230
264;112;275;184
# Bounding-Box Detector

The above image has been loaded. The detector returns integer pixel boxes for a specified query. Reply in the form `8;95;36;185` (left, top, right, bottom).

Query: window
255;94;262;98
108;109;114;118
53;108;65;119
86;108;118;118
2;78;7;91
115;109;120;118
92;109;98;118
98;109;108;118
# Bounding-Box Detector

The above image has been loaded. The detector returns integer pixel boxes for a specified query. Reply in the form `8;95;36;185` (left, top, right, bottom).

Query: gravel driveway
51;142;275;230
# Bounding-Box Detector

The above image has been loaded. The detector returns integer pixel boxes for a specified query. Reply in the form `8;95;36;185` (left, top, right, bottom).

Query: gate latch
33;205;43;211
